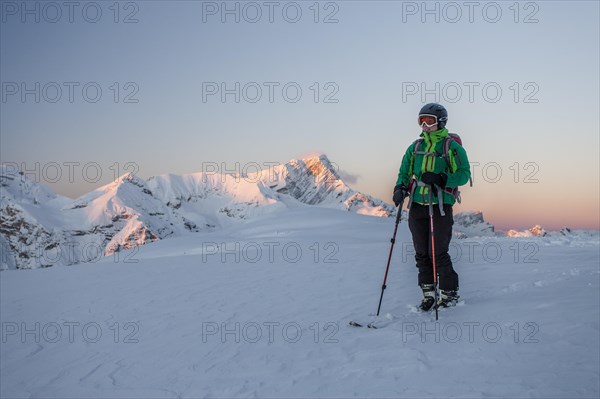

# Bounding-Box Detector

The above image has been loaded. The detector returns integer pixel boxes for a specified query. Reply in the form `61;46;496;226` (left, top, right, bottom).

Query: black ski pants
408;203;459;291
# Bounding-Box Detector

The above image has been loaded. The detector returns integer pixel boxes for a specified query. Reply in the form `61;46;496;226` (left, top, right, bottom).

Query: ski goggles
418;114;439;128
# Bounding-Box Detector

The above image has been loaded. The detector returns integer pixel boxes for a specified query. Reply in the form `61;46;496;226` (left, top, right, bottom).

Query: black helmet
418;103;448;129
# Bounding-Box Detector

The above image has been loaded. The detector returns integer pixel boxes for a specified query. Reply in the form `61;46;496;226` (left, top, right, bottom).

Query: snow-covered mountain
553;227;600;240
505;225;599;245
452;211;495;238
1;155;392;269
506;224;548;238
66;173;204;255
256;155;393;216
0;166;71;269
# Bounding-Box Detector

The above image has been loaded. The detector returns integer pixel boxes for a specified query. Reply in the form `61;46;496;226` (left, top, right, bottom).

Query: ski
349;301;465;330
349;319;390;328
348;306;419;329
349;315;386;328
367;320;389;329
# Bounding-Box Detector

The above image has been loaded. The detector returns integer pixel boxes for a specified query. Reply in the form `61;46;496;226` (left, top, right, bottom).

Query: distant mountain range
1;155;392;269
1;155;595;270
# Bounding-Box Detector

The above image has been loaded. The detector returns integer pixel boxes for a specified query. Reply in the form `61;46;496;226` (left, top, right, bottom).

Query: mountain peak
117;172;147;187
299;153;328;163
0;164;58;205
453;211;495;237
95;172;150;196
506;224;547;238
300;154;340;181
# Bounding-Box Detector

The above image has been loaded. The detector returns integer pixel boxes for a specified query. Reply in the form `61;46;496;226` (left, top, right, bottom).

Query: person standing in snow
393;103;471;311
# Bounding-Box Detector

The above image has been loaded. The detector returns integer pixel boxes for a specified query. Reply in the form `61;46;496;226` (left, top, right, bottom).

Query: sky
1;0;599;231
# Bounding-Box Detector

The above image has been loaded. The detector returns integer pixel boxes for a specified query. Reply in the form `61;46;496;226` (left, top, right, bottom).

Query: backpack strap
412;138;438;172
441;136;456;172
409;134;470;205
412;138;426;155
408;138;423;178
407;179;447;215
445;134;473;187
412;136;454;174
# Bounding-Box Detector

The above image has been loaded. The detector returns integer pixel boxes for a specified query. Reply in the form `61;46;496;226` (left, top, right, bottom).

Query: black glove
392;184;408;206
421;172;447;189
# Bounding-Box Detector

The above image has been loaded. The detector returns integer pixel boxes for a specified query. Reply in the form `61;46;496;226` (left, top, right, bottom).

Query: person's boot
418;284;436;311
438;290;459;308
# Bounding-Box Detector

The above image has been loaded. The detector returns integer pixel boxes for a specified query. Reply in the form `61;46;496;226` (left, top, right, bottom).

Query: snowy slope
1;207;598;398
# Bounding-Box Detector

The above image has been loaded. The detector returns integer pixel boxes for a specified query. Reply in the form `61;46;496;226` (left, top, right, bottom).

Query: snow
1;206;599;398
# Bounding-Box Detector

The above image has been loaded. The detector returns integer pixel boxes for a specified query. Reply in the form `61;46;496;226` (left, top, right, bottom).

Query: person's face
421;123;438;133
418;114;439;132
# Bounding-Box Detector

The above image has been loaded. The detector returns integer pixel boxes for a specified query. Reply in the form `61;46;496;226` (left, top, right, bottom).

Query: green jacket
396;128;471;206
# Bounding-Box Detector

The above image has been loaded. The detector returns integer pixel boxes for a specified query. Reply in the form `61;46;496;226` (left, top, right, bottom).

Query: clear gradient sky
1;0;599;231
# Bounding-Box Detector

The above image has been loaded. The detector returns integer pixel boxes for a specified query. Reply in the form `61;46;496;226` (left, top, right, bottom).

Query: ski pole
375;198;405;317
428;186;439;321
